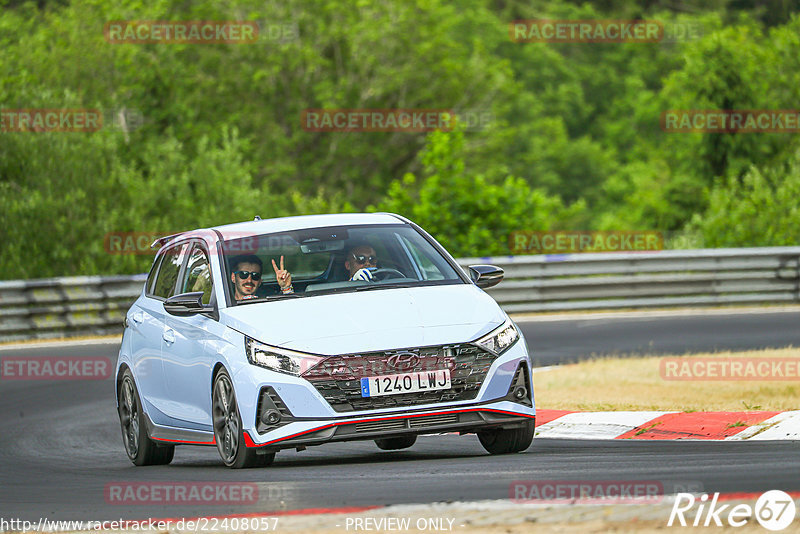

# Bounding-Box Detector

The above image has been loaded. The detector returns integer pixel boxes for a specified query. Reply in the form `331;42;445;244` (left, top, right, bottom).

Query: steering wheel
370;268;405;281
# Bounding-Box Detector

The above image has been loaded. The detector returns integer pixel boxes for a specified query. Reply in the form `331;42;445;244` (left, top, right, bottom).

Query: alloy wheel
213;374;240;464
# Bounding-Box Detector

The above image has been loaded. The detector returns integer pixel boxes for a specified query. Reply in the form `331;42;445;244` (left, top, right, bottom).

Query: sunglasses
234;270;262;281
352;254;377;264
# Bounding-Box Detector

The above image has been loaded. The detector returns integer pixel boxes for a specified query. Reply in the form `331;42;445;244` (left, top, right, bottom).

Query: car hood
222;284;506;355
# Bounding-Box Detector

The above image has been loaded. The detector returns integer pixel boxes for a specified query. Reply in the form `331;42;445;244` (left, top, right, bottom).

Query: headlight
474;319;519;355
245;337;324;375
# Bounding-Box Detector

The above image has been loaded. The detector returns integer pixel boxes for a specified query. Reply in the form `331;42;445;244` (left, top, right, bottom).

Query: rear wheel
212;369;274;468
478;420;534;455
118;370;174;466
375;435;417;450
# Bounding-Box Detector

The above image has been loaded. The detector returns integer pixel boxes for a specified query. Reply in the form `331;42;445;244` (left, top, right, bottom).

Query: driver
345;245;378;281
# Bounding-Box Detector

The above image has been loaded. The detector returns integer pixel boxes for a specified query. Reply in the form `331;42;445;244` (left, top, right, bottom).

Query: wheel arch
115;363;132;409
212;361;229;385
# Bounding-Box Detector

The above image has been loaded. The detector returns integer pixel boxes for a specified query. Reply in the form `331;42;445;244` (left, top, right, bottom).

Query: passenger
230;254;293;300
230;254;262;300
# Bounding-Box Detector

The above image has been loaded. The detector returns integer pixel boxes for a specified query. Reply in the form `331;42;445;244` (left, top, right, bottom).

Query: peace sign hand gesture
271;255;292;290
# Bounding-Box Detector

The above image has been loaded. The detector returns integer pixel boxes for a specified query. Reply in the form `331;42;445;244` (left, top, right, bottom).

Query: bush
688;149;800;247
375;129;584;257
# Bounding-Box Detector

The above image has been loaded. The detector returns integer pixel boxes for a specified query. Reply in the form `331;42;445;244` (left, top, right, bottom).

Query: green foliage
688;149;800;247
2;1;800;279
375;129;584;257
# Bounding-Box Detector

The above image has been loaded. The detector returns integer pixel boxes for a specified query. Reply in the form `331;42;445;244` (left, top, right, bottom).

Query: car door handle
131;312;144;324
163;328;176;344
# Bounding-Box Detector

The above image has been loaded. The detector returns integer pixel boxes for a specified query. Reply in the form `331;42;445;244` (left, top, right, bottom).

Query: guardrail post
776;254;800;303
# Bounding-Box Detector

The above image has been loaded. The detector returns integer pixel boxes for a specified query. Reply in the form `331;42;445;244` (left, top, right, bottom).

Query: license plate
360;370;451;398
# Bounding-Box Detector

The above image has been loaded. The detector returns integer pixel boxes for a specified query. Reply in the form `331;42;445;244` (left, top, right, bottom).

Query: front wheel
118;369;174;466
212;369;274;468
478;420;534;455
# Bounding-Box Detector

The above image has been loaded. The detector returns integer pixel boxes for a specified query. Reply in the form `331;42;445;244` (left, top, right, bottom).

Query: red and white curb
534;409;800;440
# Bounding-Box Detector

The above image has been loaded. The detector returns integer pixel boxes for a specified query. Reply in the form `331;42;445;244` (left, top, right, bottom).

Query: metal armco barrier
462;247;800;313
0;275;147;342
0;248;798;342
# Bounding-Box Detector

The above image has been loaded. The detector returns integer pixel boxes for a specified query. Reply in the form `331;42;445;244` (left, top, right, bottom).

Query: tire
118;369;174;466
212;369;275;468
375;435;417;450
478;420;534;455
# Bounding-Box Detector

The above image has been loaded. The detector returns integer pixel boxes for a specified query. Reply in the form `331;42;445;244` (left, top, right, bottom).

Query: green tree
688;149;800;247
375;129;584;257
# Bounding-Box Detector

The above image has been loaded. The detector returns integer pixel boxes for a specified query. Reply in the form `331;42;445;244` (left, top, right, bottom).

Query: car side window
400;236;445;280
145;254;165;296
182;244;214;305
152;244;187;299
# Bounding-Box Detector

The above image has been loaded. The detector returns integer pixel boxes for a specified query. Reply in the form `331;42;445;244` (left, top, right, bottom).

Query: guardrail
1;248;798;342
461;247;800;314
0;275;147;343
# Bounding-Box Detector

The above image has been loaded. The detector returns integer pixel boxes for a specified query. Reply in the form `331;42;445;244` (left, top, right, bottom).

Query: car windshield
223;224;465;303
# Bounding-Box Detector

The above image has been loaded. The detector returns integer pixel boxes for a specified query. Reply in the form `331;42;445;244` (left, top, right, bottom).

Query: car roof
211;212;406;240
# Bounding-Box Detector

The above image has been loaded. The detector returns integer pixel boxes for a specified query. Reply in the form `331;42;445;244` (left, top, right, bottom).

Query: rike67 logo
668;490;796;531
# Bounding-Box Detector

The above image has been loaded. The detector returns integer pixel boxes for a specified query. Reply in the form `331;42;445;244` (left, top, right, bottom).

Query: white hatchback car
116;213;535;468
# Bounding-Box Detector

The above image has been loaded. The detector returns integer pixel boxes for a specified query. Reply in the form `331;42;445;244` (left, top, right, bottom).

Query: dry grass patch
534;347;800;412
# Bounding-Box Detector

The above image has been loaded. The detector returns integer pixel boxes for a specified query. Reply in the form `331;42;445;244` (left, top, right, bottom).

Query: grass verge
534;347;799;411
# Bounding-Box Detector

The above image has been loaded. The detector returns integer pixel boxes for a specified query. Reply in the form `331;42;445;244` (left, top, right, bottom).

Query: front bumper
243;402;535;451
236;338;535;449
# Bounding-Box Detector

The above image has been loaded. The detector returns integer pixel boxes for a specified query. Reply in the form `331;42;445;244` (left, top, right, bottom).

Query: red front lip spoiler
243;407;535;448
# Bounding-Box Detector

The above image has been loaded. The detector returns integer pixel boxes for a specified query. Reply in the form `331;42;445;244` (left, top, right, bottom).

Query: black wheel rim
213;374;239;464
120;377;139;458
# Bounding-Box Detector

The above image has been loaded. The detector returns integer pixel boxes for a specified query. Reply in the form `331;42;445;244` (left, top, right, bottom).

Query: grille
303;343;497;412
354;419;408;433
353;413;461;433
408;413;458;428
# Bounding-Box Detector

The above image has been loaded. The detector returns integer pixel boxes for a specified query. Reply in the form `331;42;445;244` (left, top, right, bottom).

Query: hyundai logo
387;352;420;371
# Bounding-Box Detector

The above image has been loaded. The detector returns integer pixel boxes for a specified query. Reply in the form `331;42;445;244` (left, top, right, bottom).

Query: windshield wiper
355;283;414;292
261;292;310;301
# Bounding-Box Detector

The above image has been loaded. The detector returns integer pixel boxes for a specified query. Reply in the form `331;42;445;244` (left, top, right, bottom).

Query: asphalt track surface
1;310;799;521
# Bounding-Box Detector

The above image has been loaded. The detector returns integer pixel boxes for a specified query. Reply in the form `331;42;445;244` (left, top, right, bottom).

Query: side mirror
468;264;504;289
164;291;210;316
